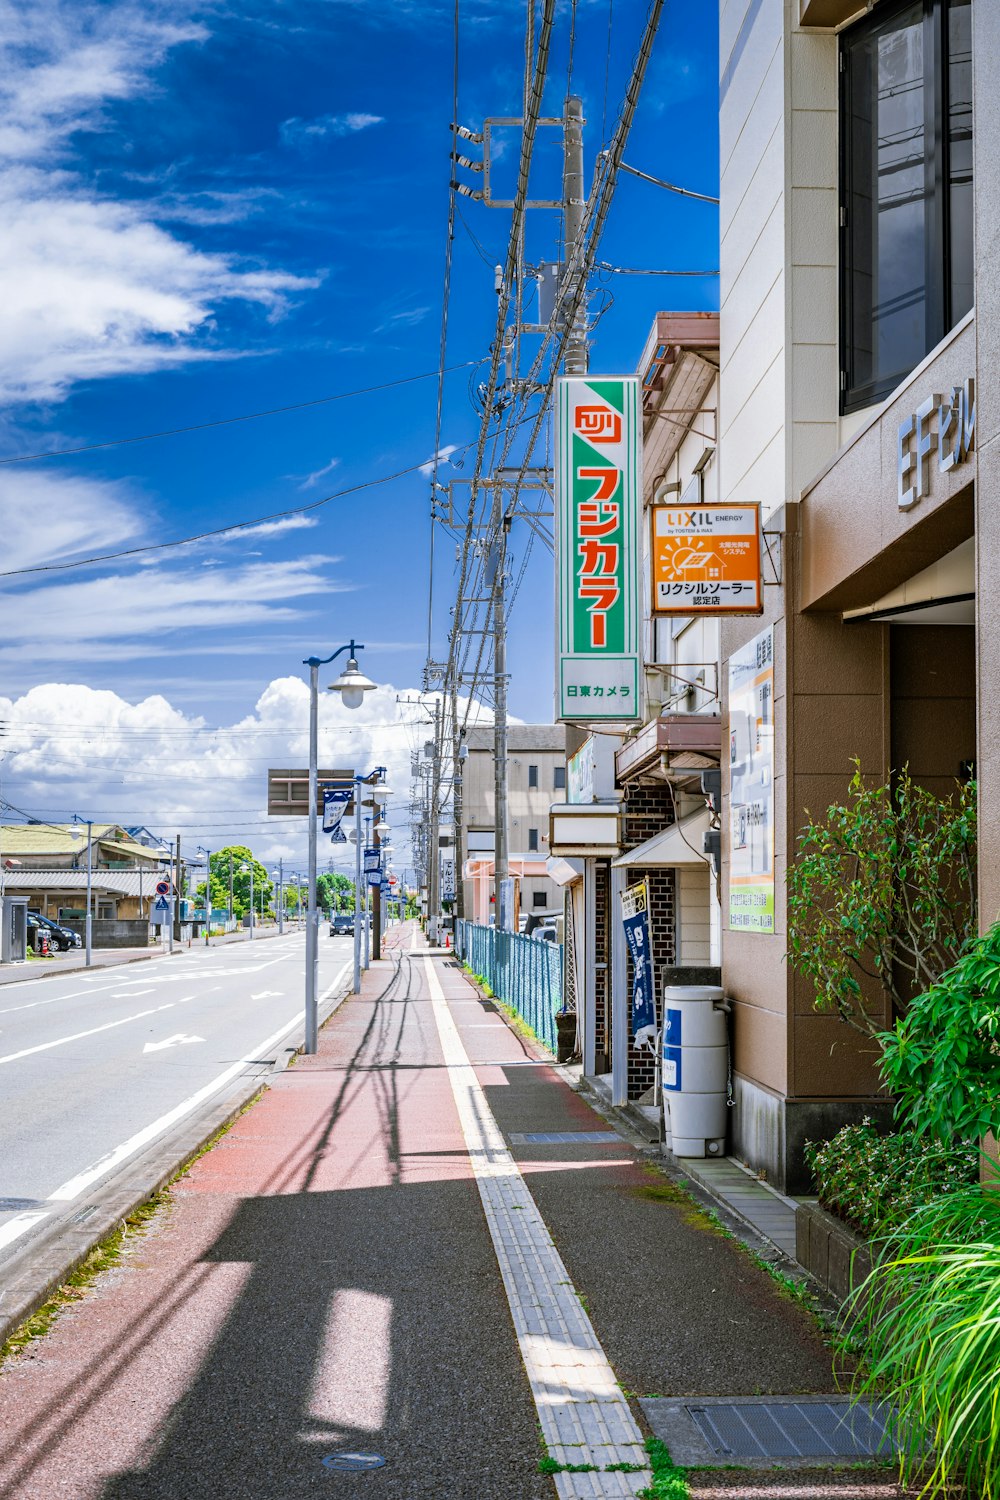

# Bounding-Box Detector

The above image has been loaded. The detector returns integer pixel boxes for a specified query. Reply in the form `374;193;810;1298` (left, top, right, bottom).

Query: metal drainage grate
640;1397;898;1468
509;1131;620;1145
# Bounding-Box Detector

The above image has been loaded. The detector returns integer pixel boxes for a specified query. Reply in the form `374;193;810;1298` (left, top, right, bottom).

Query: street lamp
240;861;254;941
304;640;376;1055
272;860;284;935
196;845;211;946
352;767;389;994
71;815;93;968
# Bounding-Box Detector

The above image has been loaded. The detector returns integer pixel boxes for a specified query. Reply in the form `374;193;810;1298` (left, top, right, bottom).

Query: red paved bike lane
0;927;551;1500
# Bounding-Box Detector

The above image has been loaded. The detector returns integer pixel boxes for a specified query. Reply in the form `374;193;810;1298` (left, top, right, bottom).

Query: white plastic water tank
662;984;728;1157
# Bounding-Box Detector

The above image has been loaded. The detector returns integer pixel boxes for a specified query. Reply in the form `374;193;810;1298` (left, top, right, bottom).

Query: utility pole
453;709;465;927
562;94;588;376
428;699;442;944
490;504;509;912
174;833;183;945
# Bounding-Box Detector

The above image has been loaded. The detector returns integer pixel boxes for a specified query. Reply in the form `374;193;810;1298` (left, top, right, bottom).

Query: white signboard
728;626;774;933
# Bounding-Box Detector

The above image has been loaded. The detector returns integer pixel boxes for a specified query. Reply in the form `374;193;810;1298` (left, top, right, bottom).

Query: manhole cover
321;1452;386;1472
641;1397;897;1468
0;1198;43;1212
510;1131;619;1144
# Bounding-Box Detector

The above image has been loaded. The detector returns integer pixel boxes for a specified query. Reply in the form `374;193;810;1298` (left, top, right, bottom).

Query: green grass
846;1180;1000;1500
0;1090;264;1369
638;1438;688;1499
0;1196;165;1364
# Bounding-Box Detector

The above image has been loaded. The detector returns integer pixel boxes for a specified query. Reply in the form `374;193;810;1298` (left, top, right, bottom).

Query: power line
0;361;482;469
595;260;719;276
0;417;532;580
613;156;719;204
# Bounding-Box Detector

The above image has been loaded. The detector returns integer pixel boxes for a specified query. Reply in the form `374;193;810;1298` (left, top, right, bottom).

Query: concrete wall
61;919;152;949
974;0;1000;931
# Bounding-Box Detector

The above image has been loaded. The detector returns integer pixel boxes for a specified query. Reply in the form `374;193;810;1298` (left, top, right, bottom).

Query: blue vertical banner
621;878;656;1043
322;786;351;835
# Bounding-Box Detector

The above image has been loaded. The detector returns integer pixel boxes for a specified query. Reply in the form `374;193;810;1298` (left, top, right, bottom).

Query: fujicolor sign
555;375;641;721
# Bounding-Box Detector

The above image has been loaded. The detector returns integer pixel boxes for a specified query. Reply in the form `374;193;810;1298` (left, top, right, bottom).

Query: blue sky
0;0;718;869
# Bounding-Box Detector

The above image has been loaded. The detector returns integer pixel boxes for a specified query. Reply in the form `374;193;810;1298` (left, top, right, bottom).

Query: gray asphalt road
0;931;354;1267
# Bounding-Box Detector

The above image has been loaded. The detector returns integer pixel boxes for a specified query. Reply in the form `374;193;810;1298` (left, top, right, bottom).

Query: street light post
305;641;377;1055
241;862;254;941
274;860;284;935
197;846;211;946
72;815;94;967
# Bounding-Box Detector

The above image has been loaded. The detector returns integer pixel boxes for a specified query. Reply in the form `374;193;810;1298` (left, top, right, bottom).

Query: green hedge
806;1118;978;1239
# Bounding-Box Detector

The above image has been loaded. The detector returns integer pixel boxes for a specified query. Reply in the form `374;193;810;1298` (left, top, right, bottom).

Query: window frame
528;827;540;852
839;0;969;414
553;765;567;791
527;764;539;788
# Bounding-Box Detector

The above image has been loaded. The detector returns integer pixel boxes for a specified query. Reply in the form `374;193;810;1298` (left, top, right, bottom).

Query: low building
459;725;567;923
0;824;169;920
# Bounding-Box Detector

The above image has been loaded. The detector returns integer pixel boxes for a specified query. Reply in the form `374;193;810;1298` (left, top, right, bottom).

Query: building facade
460;725;568;923
716;0;983;1189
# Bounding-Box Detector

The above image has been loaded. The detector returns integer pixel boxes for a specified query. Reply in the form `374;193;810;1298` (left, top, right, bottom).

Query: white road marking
47;957;353;1204
250;990;283;999
0;1008;159;1066
424;957;650;1497
143;1034;204;1054
0;1210;49;1253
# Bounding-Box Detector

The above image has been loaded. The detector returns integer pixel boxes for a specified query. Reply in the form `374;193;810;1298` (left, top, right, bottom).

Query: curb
0;963;354;1351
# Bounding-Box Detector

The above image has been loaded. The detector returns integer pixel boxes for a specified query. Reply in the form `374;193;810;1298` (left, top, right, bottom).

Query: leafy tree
203;846;272;920
786;764;976;1038
317;872;355;912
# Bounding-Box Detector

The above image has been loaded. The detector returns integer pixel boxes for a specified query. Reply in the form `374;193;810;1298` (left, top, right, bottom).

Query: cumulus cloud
0;679;494;874
0;3;317;404
280;112;385;146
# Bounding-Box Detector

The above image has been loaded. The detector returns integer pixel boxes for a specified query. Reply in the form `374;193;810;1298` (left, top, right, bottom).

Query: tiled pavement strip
424;955;652;1499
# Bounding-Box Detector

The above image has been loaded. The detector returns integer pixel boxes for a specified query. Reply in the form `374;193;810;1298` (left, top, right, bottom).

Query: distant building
0;823;169;921
460;725;567;923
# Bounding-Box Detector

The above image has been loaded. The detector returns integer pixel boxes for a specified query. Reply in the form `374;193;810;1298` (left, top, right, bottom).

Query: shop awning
611;806;713;869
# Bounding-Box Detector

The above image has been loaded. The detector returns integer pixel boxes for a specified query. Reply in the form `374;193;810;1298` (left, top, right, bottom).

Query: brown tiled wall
621;783;676;1099
595;862;609;1066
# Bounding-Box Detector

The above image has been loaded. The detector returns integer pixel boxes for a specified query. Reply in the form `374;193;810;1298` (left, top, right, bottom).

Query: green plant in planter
847;1179;1000;1500
806;1120;978;1238
879;921;1000;1142
787;764;976;1038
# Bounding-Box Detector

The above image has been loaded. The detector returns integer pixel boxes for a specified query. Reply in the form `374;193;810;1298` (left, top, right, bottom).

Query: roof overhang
612;807;713;869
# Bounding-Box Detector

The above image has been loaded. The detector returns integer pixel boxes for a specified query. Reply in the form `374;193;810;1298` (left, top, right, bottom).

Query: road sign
267;768;355;816
151;895;172;927
155;879;171;896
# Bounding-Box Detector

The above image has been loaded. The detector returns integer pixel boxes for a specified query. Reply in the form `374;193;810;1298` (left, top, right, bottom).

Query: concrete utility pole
562;94;588;377
428;699;442;944
173;833;183;945
490;505;510;907
453;708;465;926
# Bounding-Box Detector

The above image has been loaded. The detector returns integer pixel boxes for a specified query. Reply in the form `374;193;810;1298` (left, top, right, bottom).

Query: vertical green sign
555;375;641;721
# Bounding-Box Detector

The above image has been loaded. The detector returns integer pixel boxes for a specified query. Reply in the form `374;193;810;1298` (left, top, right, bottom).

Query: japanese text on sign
556;377;641;721
728;626;774;933
652;503;762;616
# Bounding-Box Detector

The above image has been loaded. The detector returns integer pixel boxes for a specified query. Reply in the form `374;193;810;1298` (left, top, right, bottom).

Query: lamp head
328;658;377;711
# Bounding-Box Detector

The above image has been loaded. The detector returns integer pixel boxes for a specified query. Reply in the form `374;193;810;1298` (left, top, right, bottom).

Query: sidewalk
0;926;906;1499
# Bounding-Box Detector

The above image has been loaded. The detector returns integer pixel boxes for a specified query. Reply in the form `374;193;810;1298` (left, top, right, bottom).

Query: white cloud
0;468;141;573
295;458;340;491
418;443;460;477
217;515;320;541
281;112;385;147
0;4;317;404
0;679;494;875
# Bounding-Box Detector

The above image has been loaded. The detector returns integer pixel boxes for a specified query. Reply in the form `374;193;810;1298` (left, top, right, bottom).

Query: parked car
30;912;83;952
330;913;354;936
26;914;50;955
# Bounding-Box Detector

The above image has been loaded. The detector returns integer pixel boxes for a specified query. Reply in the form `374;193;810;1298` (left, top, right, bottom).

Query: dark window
528;764;539;788
840;0;972;413
528;828;539;852
533;891;548;908
553;766;567;791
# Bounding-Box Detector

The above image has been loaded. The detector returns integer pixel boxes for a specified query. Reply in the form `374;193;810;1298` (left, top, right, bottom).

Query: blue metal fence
456;921;563;1051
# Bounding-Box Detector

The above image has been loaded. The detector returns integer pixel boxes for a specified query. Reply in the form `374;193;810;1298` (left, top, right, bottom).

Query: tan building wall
718;1;981;1190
